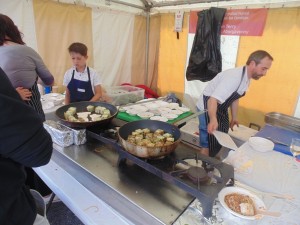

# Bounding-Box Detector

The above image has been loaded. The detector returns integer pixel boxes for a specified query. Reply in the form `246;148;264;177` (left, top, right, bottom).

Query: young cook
63;42;102;104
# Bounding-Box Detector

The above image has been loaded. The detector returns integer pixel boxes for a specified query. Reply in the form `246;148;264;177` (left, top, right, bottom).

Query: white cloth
196;66;250;110
175;142;300;225
63;66;102;94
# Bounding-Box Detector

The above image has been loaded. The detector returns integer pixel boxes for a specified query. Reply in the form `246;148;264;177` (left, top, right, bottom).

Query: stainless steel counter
52;138;196;225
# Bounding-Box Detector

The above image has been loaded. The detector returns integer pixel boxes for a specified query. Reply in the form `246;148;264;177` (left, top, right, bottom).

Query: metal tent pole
145;10;150;86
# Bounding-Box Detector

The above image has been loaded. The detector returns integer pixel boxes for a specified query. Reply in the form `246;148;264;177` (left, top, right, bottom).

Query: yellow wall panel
157;13;188;99
237;8;300;127
33;0;93;87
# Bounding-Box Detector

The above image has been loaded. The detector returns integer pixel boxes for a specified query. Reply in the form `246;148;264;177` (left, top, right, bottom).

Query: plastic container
102;86;145;106
44;86;51;94
265;112;300;132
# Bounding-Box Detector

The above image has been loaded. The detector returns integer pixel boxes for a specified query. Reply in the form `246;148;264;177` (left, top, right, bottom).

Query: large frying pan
118;120;181;158
56;101;118;128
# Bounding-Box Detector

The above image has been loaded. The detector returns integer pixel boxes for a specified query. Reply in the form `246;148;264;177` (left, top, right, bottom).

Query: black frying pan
118;120;181;158
55;101;118;128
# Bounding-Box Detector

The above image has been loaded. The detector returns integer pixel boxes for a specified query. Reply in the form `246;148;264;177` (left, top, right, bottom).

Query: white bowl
137;112;154;119
248;137;274;152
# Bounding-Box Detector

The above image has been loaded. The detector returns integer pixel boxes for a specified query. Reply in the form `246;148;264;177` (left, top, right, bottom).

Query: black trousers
25;167;52;196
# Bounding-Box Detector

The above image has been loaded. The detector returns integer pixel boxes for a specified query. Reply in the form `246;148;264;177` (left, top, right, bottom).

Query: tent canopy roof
57;0;300;13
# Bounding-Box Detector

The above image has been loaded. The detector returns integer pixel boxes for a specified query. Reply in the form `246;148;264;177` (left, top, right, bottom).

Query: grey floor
47;201;84;225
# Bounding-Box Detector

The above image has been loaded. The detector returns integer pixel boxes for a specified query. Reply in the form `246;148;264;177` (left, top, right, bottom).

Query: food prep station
38;92;300;224
40;100;236;224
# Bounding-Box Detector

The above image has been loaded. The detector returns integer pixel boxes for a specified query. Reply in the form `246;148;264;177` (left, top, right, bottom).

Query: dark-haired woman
0;13;54;121
0;14;54;197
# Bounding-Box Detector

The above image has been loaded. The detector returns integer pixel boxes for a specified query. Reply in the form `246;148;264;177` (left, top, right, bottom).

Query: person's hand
230;119;239;131
16;87;32;101
207;117;218;134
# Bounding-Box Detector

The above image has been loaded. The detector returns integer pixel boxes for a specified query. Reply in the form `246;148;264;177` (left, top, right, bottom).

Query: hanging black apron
27;81;45;121
203;67;246;157
67;67;94;103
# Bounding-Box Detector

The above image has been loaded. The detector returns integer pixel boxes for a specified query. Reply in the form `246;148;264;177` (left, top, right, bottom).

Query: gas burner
86;128;234;218
187;166;210;184
171;159;223;185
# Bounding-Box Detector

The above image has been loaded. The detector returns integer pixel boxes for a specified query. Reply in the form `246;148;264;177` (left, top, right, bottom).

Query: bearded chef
197;50;273;157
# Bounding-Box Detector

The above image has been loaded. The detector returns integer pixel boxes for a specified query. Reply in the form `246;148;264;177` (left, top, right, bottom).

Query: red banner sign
189;9;268;36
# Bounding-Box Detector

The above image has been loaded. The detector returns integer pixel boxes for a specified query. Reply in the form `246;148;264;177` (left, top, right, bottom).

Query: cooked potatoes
64;106;111;122
127;128;175;147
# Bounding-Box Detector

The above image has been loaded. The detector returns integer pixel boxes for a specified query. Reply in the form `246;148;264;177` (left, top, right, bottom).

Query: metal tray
265;112;300;132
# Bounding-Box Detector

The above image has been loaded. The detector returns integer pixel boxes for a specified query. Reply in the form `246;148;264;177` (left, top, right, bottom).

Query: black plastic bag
186;7;226;82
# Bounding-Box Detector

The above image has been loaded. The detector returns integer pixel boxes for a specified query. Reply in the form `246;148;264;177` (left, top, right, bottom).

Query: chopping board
116;111;193;124
255;124;300;156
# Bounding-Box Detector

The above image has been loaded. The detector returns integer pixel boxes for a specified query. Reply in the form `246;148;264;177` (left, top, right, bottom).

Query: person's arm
63;71;71;104
65;87;71;104
230;99;239;131
207;97;219;134
90;69;102;102
15;87;32;101
29;47;54;86
90;85;102;102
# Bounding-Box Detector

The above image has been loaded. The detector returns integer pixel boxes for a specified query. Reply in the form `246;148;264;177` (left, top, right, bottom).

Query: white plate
161;113;177;119
144;103;159;110
170;109;183;115
150;116;168;122
137;112;154;119
167;102;179;109
178;107;190;112
126;109;137;116
131;105;148;112
218;187;266;220
155;100;169;107
159;107;172;113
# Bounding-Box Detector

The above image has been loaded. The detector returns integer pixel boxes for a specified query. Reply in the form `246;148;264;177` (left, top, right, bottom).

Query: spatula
213;130;238;151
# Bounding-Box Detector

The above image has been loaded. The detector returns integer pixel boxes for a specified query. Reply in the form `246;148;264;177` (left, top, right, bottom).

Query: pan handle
86;130;121;149
173;109;207;127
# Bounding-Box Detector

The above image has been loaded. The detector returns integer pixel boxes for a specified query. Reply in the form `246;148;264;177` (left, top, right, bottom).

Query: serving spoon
255;209;281;218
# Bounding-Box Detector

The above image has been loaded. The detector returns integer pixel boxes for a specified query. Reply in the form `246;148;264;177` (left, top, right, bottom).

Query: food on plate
224;193;256;216
127;128;175;147
64;106;111;122
239;203;255;216
86;105;95;112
